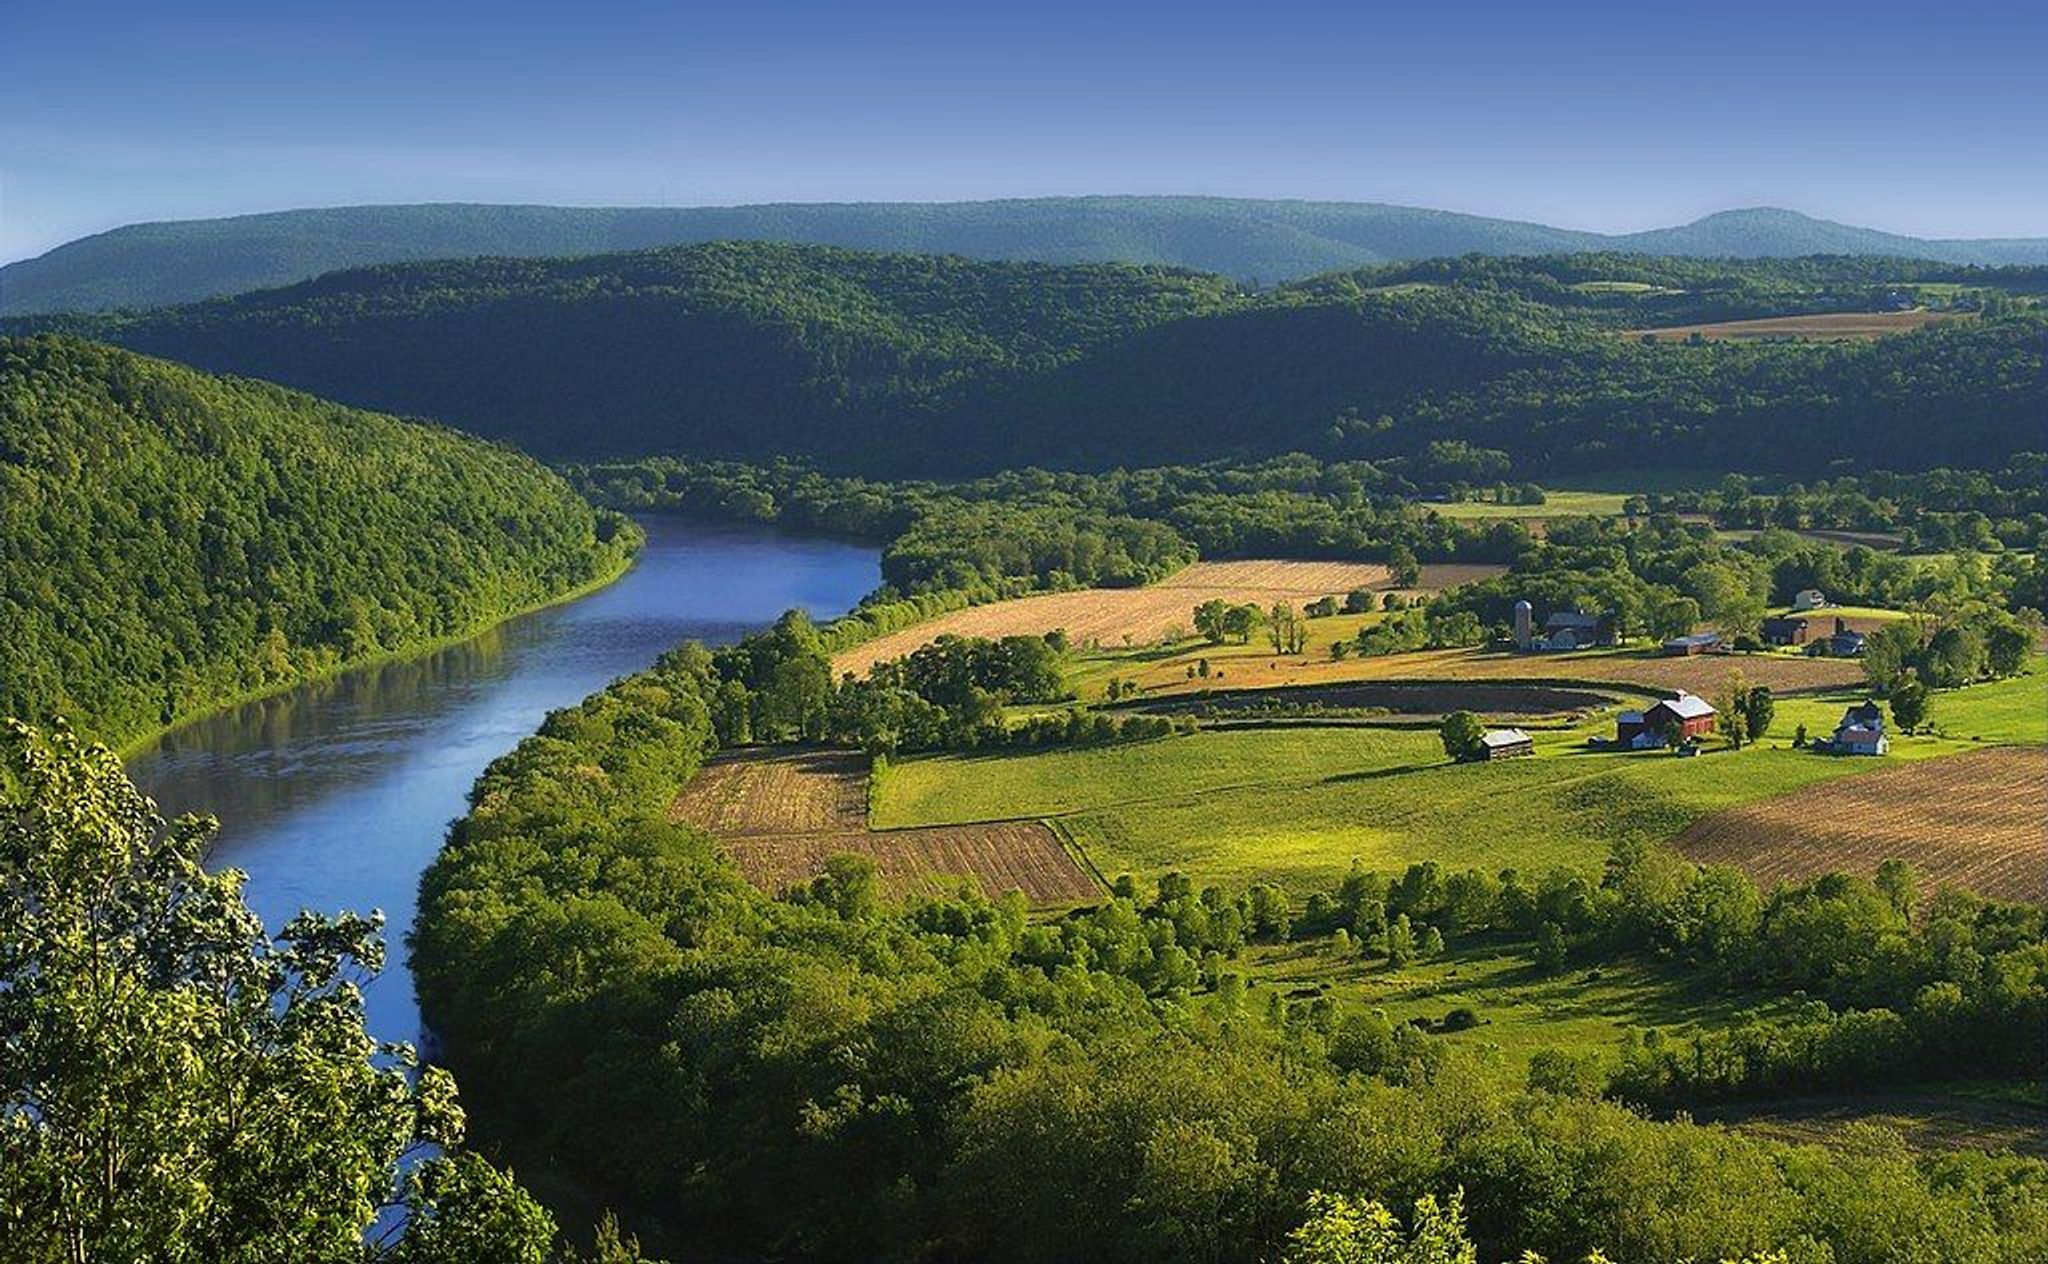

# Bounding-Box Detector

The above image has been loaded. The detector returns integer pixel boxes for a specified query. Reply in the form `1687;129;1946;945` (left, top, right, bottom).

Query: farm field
830;559;1503;677
1626;310;1963;342
1675;746;2047;902
1418;489;1630;520
1094;641;1868;703
875;723;1931;892
672;748;1099;903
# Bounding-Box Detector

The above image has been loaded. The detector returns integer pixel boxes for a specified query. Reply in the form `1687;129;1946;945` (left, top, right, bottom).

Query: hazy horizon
4;0;2045;264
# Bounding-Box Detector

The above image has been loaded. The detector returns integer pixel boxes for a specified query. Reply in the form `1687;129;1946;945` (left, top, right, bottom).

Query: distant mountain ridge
26;242;2040;480
5;197;2045;315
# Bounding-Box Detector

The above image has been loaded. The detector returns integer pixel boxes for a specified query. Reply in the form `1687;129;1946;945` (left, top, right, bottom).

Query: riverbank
116;523;644;760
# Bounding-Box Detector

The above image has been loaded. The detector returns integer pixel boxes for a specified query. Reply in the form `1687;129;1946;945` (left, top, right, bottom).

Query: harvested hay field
672;749;1098;904
1627;310;1959;343
1127;680;1617;719
1132;644;1866;701
1675;747;2047;902
672;749;869;834
833;559;1502;677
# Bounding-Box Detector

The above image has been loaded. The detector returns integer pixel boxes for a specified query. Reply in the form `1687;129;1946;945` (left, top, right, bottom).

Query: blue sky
3;0;2044;262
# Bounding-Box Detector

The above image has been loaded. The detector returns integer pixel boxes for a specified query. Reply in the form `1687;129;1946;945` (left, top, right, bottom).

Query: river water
126;518;879;1046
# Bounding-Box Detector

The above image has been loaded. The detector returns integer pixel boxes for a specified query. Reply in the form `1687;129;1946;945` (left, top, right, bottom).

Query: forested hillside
26;244;2045;478
0;336;637;745
8;197;2048;315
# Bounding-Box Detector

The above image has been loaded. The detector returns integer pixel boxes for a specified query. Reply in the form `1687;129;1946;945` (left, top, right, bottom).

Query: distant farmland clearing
672;749;1099;903
1628;310;1962;342
832;559;1501;677
1674;746;2047;903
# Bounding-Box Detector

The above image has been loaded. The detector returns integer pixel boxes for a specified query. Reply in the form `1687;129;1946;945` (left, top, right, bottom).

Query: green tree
1890;673;1931;733
1387;545;1422;589
1742;685;1775;743
1985;617;2032;678
1280;1190;1476;1264
0;720;557;1263
1650;595;1703;642
1715;671;1751;749
1439;710;1486;762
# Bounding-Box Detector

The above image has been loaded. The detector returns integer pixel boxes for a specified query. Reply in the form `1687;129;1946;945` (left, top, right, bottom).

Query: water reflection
126;518;879;1045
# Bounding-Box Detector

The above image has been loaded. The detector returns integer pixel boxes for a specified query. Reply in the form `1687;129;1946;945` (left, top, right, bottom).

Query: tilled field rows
722;822;1101;904
1675;746;2046;903
672;748;1099;904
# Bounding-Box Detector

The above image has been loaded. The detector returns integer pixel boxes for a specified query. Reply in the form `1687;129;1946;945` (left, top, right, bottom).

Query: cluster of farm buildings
1509;591;1866;659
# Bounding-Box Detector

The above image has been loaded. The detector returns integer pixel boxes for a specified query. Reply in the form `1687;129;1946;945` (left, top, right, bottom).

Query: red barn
1616;691;1718;747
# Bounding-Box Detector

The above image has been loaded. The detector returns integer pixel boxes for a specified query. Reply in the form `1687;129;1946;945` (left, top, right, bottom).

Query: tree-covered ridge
9;197;2048;316
23;243;2044;476
0;335;637;747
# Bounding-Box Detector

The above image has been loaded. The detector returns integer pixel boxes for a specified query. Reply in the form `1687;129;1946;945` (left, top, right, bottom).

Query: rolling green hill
7;197;2048;315
0;335;637;746
25;244;2044;479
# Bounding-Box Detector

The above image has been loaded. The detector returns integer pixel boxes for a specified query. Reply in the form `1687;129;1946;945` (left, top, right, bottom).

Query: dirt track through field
1675;747;2047;902
1627;310;1961;342
673;749;1099;904
1132;644;1867;700
832;559;1503;677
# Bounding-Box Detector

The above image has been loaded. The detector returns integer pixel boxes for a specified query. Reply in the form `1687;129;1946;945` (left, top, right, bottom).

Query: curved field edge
1675;747;2047;903
670;747;1098;904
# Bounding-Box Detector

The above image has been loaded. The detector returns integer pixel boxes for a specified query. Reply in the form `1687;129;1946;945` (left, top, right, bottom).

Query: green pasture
1239;937;1780;1071
881;657;2041;892
1419;489;1630;519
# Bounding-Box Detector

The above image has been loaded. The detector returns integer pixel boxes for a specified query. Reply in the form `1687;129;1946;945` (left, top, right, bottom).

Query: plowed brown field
1132;644;1866;699
832;559;1503;677
1675;747;2046;902
672;749;1099;904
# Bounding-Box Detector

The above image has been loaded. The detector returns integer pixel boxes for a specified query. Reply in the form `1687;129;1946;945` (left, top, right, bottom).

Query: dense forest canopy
0;335;637;746
8;197;2048;316
23;243;2042;479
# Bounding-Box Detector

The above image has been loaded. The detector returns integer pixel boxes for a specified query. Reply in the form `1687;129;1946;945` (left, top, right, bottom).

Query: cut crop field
832;559;1504;677
1626;310;1961;342
1675;746;2048;903
671;748;1098;904
1111;643;1867;703
674;749;869;834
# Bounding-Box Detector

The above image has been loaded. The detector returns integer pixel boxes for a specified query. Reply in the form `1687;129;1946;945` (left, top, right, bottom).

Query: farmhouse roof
1545;611;1602;630
1655;692;1716;720
1662;632;1723;649
1480;728;1532;748
1837;726;1885;745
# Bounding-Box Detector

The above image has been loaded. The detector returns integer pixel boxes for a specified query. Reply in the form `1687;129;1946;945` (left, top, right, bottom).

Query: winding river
126;518;880;1046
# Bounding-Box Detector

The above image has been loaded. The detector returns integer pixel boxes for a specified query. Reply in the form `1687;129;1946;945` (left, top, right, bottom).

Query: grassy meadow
1239;937;1783;1070
1418;488;1631;519
877;657;2044;893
